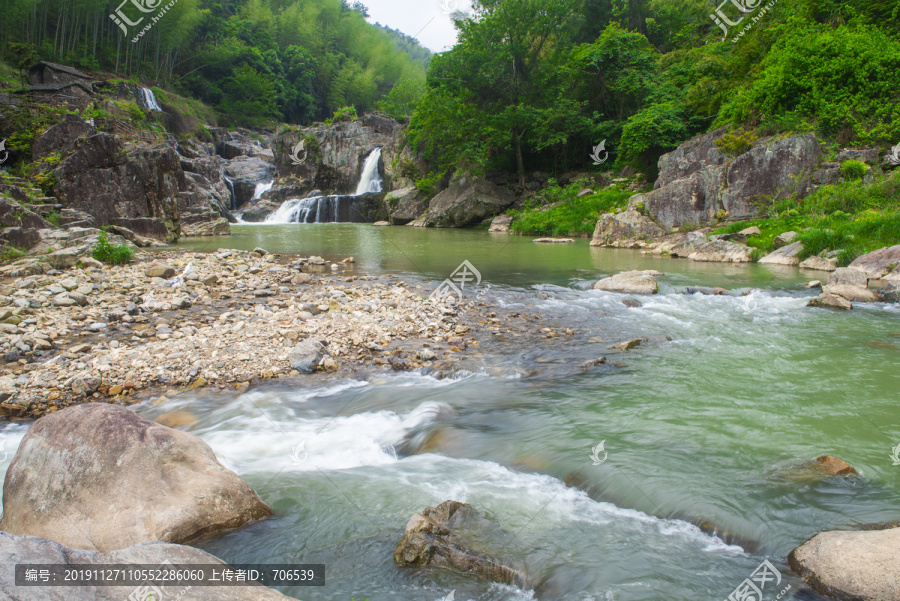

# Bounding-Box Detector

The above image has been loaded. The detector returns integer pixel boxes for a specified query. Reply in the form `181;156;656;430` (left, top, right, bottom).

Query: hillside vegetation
0;0;430;125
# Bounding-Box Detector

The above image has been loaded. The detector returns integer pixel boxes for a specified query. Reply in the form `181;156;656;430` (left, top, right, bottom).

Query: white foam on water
251;180;274;201
354;148;383;195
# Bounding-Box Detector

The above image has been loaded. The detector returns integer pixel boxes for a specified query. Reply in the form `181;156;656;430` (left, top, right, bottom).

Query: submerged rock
789;527;900;601
394;500;530;588
533;237;574;243
685;286;729;296
0;532;295;600
807;293;852;310
0;403;272;552
812;455;859;476
592;270;660;295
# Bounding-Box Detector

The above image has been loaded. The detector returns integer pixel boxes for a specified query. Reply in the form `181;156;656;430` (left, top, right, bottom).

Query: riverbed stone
0;403;272;552
394;500;529;588
688;239;752;263
759;241;803;265
488;214;513;232
0;532;297;600
808;293;852;310
789;527;900;601
799;256;838;272
592;270;660;295
883;282;899;303
773;231;798;249
145;261;176;279
290;338;326;373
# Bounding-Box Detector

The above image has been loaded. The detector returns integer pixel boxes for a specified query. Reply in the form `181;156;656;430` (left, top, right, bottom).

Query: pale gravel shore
0;248;484;420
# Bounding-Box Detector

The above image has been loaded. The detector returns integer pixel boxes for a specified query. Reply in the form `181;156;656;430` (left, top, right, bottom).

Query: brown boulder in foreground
0;403;271;552
789;527;900;600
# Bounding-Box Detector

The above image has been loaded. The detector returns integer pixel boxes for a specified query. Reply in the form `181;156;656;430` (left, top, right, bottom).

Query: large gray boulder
788;527;900;600
32;114;97;160
642;132;822;229
0;404;272;552
387;187;426;225
590;208;665;247
722;134;822;219
424;177;516;228
592;270;660;295
0;532;296;600
635;168;724;231
848;245;900;280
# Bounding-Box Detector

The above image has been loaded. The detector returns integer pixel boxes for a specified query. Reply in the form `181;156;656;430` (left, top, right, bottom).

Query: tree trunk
515;129;526;188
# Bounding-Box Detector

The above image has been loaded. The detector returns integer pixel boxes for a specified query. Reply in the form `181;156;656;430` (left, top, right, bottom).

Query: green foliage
331;106;358;123
45;212;61;227
509;186;632;237
715;129;758;157
620;102;690;170
839;159;868;180
218;65;280;125
0;246;26;264
718;20;900;144
92;230;134;266
414;173;437;199
376;78;425;121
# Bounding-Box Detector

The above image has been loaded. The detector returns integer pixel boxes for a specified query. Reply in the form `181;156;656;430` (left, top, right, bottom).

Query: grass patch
92;230;134;265
714;172;900;265
509;184;632;237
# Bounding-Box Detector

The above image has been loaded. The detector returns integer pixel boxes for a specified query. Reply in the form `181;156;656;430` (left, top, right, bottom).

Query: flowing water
266;148;384;223
3;225;899;601
139;87;163;112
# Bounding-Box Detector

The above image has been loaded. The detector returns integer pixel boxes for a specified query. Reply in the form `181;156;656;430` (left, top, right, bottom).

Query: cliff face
272;113;408;197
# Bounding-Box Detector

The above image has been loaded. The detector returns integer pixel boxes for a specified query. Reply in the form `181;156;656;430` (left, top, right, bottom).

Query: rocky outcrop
722;134;821;218
387;187;426;225
273;113;403;196
0;403;272;552
590;208;664;247
0;532;296;600
225;156;275;208
424;177;516;228
759;241;803;266
592;270;660;295
0;197;53;249
394;500;530;588
848;245;900;280
641;132;823;229
789;527;900;601
32;113;96;159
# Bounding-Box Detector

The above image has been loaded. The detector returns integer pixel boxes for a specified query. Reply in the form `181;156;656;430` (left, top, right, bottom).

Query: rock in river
394;500;530;588
789;526;900;601
593;270;660;295
0;403;272;552
0;532;295;600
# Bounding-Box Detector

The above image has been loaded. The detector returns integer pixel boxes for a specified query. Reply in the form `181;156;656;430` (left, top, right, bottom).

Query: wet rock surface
394;500;531;588
0;403;271;551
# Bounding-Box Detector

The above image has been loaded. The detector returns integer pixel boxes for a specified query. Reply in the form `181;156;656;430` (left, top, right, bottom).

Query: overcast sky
364;0;472;53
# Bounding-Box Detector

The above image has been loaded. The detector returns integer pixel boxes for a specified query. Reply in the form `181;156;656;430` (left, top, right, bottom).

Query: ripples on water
1;253;898;600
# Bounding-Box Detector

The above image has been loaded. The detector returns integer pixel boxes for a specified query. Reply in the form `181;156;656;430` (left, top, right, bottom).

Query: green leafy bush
92;230;134;265
839;159;868;180
509;186;631;237
715;129;758;157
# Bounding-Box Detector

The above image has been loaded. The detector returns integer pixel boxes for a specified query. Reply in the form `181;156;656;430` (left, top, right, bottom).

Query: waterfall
139;87;162;112
264;147;382;224
251;180;274;202
224;177;236;210
354;148;383;195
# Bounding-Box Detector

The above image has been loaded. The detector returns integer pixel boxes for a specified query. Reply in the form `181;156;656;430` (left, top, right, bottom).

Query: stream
3;224;899;600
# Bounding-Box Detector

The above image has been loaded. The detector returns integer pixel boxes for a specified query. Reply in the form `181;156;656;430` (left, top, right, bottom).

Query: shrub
92;230;134;265
715;128;758;157
839;159;868;181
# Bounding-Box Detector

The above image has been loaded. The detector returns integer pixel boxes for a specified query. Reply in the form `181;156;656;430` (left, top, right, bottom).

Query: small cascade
265;147;383;224
265;195;368;224
139;87;162;112
224;177;236;210
251;180;274;202
354;148;383;195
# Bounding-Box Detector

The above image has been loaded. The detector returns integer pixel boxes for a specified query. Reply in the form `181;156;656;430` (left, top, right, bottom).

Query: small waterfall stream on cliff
251;180;274;202
264;148;383;223
223;177;236;210
139;87;162;112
